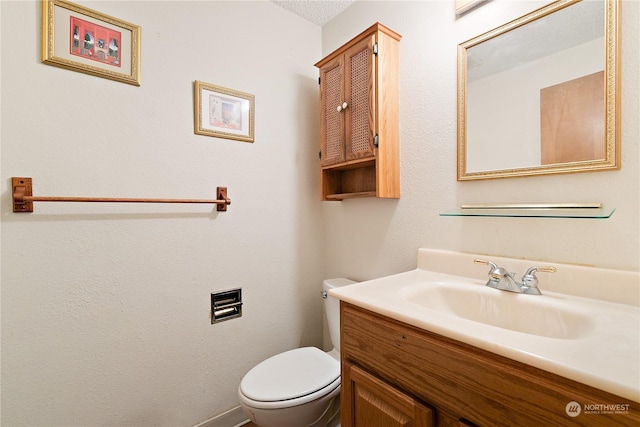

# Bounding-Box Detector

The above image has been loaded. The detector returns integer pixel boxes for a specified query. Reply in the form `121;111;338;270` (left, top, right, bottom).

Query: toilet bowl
238;278;356;427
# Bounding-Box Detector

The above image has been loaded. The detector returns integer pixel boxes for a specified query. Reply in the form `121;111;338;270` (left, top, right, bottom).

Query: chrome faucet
474;259;556;295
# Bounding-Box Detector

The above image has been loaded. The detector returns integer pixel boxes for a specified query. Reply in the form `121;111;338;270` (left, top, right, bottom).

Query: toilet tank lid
323;278;357;288
240;347;339;402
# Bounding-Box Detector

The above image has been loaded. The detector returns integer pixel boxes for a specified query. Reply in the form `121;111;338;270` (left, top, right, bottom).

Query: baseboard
194;405;250;427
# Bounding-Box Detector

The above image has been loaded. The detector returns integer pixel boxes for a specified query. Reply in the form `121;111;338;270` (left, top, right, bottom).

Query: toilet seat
239;347;340;409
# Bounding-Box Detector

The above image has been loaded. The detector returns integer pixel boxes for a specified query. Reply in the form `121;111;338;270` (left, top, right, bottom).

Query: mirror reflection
457;0;620;180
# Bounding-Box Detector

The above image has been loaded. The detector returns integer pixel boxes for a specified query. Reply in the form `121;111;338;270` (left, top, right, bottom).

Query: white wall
322;0;639;281
1;1;322;426
2;1;639;426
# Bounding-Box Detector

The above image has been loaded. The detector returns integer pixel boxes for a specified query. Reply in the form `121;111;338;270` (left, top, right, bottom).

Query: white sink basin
402;281;595;339
329;249;640;403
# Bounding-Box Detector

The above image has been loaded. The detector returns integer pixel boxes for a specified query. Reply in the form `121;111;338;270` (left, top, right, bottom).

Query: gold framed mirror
457;0;620;181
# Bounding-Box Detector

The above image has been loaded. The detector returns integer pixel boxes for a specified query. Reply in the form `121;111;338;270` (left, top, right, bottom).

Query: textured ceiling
467;0;604;81
271;0;355;26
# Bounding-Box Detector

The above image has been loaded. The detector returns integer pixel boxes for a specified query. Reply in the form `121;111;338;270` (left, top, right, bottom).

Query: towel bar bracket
12;177;33;213
216;187;229;212
12;177;231;213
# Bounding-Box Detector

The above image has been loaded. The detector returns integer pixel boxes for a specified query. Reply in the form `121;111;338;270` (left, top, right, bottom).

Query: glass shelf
440;205;615;219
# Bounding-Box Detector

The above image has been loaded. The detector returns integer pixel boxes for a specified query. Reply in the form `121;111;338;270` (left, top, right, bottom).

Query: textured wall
322;0;639;281
1;1;322;426
2;1;638;426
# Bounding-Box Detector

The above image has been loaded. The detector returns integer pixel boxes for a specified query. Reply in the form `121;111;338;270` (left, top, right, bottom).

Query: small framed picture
194;81;255;143
42;0;141;86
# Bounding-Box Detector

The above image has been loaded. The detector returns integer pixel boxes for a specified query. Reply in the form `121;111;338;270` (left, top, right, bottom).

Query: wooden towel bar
12;177;231;212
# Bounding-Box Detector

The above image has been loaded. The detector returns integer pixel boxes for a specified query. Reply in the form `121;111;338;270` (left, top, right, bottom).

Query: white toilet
238;278;356;427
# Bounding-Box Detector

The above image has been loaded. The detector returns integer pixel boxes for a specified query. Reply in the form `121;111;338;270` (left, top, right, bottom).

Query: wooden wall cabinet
315;23;401;201
341;302;640;427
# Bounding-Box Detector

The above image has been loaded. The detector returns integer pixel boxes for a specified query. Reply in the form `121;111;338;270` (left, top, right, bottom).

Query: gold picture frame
42;0;141;86
194;81;255;143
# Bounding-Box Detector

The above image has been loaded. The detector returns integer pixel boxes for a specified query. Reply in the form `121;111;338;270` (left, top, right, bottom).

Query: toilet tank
323;278;356;353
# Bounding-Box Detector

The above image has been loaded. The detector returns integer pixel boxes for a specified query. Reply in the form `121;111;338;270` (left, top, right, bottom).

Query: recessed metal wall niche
211;289;243;323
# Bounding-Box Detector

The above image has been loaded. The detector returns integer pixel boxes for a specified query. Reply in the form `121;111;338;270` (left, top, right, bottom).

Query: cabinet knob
337;102;348;112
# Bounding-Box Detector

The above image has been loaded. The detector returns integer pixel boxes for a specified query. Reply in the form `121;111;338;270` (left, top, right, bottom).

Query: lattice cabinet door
344;35;376;163
315;23;401;200
319;55;346;167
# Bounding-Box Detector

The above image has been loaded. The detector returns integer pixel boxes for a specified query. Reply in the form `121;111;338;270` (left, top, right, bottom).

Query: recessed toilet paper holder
211;288;242;323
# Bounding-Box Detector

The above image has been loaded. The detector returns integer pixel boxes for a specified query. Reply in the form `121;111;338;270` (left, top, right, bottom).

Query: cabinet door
344;35;376;162
343;362;434;427
319;54;345;166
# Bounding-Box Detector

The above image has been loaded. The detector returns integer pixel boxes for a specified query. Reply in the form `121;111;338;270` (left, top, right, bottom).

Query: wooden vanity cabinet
346;362;435;426
340;302;640;427
315;23;401;201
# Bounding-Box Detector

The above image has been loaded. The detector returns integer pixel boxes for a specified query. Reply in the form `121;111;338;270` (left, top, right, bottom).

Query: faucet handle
474;258;511;276
521;266;556;294
474;258;498;272
523;266;557;277
474;259;512;281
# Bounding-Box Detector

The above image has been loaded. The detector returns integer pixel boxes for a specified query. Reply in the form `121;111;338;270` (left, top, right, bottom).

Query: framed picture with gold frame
194;81;255;143
42;0;141;86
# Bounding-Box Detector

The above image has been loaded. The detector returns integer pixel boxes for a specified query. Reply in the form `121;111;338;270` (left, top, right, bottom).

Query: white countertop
330;249;640;403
